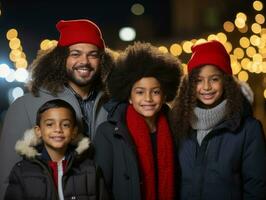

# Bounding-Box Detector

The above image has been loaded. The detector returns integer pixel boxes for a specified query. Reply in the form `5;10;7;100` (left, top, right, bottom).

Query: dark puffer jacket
178;102;266;200
4;129;109;200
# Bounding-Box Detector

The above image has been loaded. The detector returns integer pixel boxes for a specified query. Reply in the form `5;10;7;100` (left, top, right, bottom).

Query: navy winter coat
178;105;266;200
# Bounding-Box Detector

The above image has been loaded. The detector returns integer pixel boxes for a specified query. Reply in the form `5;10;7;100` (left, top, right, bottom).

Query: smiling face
129;77;164;121
195;64;224;108
66;43;102;89
35;107;77;160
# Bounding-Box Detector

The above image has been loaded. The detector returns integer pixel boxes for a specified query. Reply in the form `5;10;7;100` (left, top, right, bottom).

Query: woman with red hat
171;40;266;200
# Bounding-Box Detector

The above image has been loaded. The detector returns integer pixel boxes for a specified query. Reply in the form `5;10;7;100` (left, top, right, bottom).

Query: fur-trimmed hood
15;129;91;159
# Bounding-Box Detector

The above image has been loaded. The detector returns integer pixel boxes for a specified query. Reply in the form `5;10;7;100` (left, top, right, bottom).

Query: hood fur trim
15;129;91;159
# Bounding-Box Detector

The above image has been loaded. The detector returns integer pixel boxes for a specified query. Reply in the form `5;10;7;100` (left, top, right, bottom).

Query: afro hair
107;42;182;102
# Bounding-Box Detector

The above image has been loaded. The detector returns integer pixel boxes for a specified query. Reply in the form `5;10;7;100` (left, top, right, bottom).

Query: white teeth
51;136;64;141
77;69;89;71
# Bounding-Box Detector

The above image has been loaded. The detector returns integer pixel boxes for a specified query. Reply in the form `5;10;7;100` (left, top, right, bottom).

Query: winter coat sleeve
242;118;266;200
93;123;114;193
0;97;32;199
4;164;25;200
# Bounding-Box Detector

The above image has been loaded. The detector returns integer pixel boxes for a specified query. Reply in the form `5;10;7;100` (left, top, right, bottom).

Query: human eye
210;76;221;82
69;51;80;57
196;78;203;83
88;51;101;59
153;89;161;95
62;122;71;128
45;121;53;127
135;89;144;95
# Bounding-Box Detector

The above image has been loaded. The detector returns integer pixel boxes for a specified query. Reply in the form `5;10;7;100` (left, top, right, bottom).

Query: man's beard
66;64;101;87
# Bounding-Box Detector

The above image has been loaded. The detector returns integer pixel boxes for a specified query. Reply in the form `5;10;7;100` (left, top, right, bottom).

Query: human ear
34;126;42;138
129;98;132;104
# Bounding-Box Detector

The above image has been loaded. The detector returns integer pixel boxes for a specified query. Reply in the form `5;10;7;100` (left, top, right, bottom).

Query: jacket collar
15;129;91;159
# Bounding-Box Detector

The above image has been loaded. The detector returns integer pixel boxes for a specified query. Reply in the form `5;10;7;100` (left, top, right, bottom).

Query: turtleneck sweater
190;100;227;145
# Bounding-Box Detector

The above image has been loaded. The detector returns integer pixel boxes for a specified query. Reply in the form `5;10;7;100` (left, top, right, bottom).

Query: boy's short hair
36;99;77;126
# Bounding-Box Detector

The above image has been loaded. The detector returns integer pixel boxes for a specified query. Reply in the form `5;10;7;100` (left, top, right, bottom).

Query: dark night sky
0;0;172;62
0;0;259;117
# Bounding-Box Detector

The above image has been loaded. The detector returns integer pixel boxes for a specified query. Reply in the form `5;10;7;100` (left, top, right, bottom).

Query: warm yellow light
238;25;248;33
9;52;17;62
20;52;26;59
259;47;266;58
182;41;193;53
15;58;28;68
253;1;263;11
235;18;245;29
239;37;250;48
231;59;241;75
261;62;266;73
131;3;145;15
238;71;249;82
253;53;263;62
195;39;207;45
40;39;50;50
264;89;266;99
224;41;233;53
246;46;257;58
255;14;265;24
236;12;247;21
170;44;182;56
158;46;168;53
11;49;22;58
251;23;261;34
6;29;18;40
240;58;250;70
250;35;260;46
223;21;234;32
207;34;218;41
233;47;244;59
262;62;266;73
9;38;21;49
216;32;227;44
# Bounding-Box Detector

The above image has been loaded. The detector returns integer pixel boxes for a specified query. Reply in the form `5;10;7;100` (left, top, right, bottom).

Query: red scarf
126;104;175;200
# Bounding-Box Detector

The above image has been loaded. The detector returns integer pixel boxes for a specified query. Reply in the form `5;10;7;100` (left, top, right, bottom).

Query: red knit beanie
56;19;105;49
187;40;232;74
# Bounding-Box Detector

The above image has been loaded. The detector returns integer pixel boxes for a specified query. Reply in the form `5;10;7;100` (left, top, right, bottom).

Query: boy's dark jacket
4;129;109;200
94;100;178;200
178;99;266;200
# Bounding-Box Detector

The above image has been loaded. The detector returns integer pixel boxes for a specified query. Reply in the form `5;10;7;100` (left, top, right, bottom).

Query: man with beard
0;19;114;198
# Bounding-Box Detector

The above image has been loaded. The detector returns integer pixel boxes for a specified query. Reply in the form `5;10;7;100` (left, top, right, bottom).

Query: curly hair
170;68;244;140
107;42;182;102
28;46;115;96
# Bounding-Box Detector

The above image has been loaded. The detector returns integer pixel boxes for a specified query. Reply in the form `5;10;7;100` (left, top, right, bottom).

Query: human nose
79;54;90;65
144;92;152;101
203;80;211;90
54;123;63;133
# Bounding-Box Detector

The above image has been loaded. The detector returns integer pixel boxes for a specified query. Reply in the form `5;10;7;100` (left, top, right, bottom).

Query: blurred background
0;0;265;132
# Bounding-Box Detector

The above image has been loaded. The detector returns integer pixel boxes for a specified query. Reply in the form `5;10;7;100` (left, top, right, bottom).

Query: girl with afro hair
93;42;182;200
171;40;266;200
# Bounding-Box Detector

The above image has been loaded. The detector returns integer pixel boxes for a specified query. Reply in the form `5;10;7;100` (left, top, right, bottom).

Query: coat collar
15;129;91;159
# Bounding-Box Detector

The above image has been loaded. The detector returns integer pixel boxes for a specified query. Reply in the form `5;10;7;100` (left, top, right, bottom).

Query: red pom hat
56;19;105;49
187;40;232;75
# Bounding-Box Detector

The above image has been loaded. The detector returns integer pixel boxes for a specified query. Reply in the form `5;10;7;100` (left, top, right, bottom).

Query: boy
4;99;109;200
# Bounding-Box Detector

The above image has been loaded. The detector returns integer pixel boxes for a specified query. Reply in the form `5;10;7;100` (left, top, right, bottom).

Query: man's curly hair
107;42;182;102
170;67;244;140
28;46;115;96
